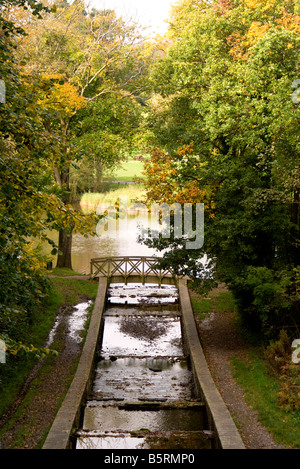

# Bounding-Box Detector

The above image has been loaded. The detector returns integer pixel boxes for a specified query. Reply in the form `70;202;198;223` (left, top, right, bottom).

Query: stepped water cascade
75;282;213;450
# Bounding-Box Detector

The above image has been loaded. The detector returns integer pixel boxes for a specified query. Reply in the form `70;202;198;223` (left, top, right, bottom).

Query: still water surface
45;212;160;274
43;202;208;275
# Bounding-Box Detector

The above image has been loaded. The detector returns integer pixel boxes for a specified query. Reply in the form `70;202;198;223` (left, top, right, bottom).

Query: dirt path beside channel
192;290;285;449
0;303;87;449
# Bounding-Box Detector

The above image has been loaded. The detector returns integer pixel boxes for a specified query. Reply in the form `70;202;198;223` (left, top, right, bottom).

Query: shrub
265;329;300;412
232;266;300;339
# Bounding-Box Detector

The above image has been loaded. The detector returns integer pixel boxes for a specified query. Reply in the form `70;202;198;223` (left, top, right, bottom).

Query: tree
0;0;97;357
0;0;56;354
11;1;154;269
141;0;300;336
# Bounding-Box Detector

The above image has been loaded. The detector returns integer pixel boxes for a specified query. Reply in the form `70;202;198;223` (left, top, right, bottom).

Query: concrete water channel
43;264;245;450
75;282;212;450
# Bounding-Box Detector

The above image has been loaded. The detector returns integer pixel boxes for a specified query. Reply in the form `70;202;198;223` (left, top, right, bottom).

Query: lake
43;210;162;274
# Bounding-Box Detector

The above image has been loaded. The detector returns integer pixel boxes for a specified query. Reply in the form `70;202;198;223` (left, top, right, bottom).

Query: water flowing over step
75;283;213;450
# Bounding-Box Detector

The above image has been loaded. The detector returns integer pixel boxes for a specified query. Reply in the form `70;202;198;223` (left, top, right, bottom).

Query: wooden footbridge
90;256;177;285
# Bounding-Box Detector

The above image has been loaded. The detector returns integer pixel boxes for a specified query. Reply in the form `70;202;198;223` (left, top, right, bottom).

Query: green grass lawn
190;286;237;321
104;160;144;182
105;160;145;182
81;158;147;212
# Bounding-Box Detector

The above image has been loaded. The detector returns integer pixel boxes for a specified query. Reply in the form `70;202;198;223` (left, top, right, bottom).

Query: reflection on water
101;316;183;358
43;213;161;274
73;214;160;273
45;214;160;274
82;405;204;433
45;301;92;347
76;435;147;450
107;283;179;305
41;203;210;276
68;301;92;343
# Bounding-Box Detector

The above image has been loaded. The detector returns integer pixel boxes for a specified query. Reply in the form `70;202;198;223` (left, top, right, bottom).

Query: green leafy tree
0;0;55;356
142;0;300;337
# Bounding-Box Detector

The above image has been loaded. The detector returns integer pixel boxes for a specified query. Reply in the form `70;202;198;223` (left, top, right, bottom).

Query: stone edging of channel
178;279;246;450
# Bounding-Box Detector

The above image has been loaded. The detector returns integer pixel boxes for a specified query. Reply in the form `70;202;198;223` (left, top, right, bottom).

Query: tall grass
80;185;146;211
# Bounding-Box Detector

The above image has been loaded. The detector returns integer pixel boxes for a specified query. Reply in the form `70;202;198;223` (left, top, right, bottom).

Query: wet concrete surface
82;405;206;433
91;357;192;401
107;283;179;306
76;431;212;450
76;283;211;449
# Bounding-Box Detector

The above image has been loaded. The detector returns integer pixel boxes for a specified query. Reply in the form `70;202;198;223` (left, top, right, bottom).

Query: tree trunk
56;228;73;269
53;135;74;269
290;187;300;265
291;187;299;226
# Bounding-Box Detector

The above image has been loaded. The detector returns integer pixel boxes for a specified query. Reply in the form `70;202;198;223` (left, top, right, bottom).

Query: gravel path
195;306;285;449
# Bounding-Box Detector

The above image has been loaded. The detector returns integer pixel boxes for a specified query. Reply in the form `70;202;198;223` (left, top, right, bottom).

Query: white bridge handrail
90;256;174;283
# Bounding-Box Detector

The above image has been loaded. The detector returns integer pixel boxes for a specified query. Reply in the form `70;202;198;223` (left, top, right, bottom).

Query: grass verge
231;352;300;448
50;267;86;277
190;285;300;449
190;286;237;321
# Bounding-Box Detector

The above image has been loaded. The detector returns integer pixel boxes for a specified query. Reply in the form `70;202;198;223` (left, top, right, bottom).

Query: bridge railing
90;256;175;285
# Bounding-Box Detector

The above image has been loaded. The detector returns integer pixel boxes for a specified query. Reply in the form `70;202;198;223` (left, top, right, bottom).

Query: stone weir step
75;400;213;450
43;277;245;450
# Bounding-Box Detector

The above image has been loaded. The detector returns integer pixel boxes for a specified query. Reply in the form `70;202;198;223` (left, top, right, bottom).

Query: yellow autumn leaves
0;335;58;359
211;0;300;63
141;147;215;217
39;74;86;118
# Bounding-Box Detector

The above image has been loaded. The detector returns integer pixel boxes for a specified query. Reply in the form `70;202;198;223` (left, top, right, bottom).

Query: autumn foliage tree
0;0;64;357
142;0;300;337
10;0;154;268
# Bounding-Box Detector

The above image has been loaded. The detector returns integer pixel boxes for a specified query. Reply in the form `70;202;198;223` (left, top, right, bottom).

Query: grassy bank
190;286;300;449
0;276;99;426
80;185;146;212
50;267;87;277
190;286;237;319
231;352;300;448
